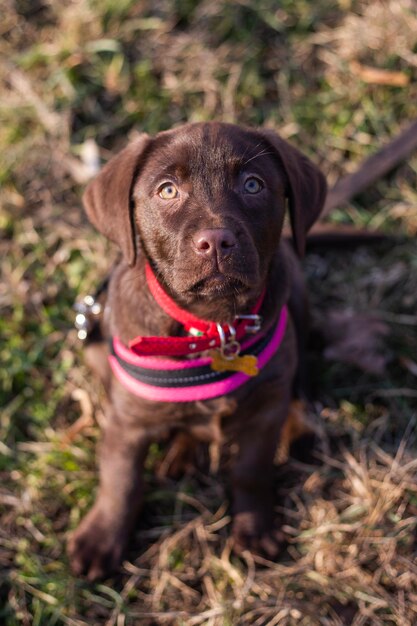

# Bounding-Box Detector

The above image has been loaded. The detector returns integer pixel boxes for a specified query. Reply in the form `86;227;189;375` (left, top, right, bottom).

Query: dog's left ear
260;130;327;257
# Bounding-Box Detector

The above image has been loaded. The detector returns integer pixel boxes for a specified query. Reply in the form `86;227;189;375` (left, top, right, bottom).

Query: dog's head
84;122;326;319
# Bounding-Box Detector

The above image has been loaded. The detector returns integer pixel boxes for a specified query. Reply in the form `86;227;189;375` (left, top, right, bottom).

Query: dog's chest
117;385;238;437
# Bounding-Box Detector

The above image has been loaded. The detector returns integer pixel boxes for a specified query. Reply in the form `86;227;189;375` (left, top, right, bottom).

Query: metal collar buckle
73;295;102;341
216;323;241;360
234;314;262;334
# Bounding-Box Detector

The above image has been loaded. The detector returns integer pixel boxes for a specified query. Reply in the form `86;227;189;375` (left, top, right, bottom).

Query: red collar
128;262;264;358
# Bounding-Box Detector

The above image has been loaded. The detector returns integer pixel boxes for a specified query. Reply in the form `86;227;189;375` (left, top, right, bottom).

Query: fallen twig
322;118;417;216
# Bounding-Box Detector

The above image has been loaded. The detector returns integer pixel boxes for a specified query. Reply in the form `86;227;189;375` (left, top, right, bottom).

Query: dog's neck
107;247;290;347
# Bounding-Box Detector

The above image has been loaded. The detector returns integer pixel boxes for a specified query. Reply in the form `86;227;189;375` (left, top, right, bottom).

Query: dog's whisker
238;140;263;164
242;150;275;166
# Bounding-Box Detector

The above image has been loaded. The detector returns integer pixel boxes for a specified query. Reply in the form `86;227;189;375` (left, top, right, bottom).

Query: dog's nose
193;228;237;258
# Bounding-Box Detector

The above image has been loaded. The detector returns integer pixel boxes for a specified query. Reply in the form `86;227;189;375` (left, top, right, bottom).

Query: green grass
1;0;417;624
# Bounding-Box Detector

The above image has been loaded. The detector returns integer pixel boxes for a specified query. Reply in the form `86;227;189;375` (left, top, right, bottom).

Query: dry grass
1;1;417;624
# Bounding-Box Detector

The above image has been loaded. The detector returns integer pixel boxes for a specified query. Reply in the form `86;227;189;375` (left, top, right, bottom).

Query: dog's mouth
188;272;249;298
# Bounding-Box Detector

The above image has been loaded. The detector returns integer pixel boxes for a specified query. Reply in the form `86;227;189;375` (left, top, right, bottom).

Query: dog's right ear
83;134;151;266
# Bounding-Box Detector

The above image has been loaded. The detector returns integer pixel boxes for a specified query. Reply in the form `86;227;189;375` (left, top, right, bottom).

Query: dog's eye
243;177;263;194
158;183;179;199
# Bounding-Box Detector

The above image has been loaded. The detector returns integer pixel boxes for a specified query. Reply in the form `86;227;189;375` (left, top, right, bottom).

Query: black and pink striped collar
109;305;288;402
108;262;288;402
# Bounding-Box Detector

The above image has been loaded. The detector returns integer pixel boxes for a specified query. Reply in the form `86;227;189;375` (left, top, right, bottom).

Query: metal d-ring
216;323;241;360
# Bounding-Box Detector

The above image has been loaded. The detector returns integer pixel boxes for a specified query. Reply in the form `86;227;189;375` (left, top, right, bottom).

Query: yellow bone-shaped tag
210;351;259;377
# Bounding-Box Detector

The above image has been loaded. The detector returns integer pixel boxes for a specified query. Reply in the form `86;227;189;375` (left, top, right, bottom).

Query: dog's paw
67;506;126;580
232;512;285;560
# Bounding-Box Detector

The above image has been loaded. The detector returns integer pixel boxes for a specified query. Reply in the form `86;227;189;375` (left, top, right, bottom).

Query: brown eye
158;183;179;199
244;177;263;194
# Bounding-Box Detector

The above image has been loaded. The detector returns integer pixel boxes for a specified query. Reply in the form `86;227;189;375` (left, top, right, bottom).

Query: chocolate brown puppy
68;122;326;580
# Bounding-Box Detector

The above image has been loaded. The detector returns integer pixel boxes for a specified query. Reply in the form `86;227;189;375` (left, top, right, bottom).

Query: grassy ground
1;1;417;624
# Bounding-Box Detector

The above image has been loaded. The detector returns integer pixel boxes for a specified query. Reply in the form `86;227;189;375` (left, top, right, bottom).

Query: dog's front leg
68;413;150;580
231;386;291;560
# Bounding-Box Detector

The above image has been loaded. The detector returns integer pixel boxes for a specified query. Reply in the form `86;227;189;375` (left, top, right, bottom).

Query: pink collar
109;305;288;402
108;263;288;402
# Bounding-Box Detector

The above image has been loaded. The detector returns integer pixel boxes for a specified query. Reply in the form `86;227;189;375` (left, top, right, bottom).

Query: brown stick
305;223;391;248
322;118;417;216
283;221;391;246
